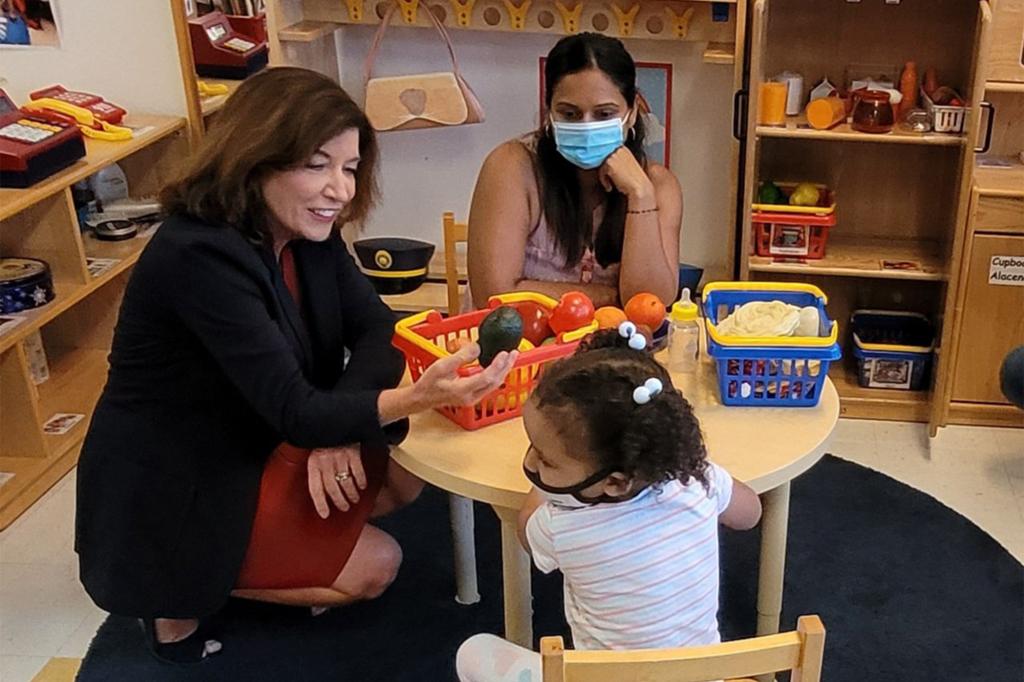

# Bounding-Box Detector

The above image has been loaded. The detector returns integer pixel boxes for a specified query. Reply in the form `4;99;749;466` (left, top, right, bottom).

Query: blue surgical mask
551;116;626;170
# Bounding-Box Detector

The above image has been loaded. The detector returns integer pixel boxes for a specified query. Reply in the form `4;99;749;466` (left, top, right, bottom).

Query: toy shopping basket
702;282;841;407
392;292;598;430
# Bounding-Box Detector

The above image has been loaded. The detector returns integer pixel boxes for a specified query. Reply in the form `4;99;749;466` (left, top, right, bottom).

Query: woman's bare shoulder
483;138;536;173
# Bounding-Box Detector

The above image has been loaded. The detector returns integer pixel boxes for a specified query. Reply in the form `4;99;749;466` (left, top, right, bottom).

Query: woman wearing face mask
467;33;682;309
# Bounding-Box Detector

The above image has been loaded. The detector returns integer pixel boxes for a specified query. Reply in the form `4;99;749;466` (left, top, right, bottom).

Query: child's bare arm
516;487;546;551
719;478;762;530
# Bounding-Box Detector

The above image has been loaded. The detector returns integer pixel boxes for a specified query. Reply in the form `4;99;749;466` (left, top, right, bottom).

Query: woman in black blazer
74;68;515;663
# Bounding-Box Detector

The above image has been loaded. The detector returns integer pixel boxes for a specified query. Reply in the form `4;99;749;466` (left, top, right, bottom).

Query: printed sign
42;412;85;435
989;255;1024;286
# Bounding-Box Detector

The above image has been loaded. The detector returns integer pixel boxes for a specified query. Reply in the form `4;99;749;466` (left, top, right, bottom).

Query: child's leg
456;634;542;682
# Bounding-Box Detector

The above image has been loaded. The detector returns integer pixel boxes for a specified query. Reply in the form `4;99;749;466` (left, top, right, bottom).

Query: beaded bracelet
626;207;659;215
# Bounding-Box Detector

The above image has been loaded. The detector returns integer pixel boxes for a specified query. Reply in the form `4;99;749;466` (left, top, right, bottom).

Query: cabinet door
951;234;1024;404
989;0;1024;82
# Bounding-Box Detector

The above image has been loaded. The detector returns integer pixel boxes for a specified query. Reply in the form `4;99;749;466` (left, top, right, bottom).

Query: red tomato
549;291;596;334
513;301;553;346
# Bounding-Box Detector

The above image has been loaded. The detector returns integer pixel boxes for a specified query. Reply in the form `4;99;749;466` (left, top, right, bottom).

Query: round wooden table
393;350;840;648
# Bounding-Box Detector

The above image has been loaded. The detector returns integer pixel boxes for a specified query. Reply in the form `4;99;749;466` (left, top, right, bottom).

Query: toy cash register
188;11;269;80
0;90;86;189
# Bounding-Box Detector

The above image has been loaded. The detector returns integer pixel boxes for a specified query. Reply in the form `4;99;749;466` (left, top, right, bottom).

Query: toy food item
549;291;595;335
789;183;821;207
624;293;666;330
512;301;552;346
805;97;846;130
477;305;523;367
923;67;938;98
594;306;628;329
898;61;917;116
758;181;785;204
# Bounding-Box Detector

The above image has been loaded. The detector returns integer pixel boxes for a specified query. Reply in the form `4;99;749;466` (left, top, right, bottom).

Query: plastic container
392;292;598;430
668;288;700;373
89;163;129;205
921;87;967;134
752;211;835;259
851;310;935;391
751;182;836;216
702;282;841;407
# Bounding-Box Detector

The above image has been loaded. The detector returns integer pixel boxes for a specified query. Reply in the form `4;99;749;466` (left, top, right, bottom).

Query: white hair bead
644;378;663;395
618;321;637;338
627;334;647;351
632;386;652;404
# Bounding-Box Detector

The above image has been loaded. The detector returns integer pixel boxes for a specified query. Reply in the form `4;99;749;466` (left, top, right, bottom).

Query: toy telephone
0;89;86;188
24;86;132;141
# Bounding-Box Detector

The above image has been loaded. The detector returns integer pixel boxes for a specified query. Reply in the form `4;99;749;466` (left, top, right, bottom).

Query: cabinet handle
732;89;748;141
974;101;995;154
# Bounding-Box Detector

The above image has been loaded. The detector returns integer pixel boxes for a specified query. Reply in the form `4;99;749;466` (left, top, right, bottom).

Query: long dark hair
536;33;647;268
160;67;379;244
532;329;708;489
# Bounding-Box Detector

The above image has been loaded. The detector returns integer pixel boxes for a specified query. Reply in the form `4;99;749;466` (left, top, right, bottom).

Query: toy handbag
363;1;484;132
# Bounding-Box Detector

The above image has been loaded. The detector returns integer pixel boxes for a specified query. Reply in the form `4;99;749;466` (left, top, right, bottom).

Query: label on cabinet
989;255;1024;286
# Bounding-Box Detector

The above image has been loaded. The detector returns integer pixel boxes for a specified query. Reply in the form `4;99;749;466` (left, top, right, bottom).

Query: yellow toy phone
23;87;132;142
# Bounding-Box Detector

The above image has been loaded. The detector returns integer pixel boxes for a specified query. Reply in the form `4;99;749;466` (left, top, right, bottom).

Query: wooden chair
541;615;825;682
442;210;468;315
441;211;479;605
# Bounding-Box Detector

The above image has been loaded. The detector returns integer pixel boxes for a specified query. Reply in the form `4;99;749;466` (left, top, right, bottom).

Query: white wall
0;0;186;116
339;28;736;282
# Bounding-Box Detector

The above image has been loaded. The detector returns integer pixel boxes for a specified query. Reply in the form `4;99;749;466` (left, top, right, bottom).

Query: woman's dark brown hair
160;67;379;243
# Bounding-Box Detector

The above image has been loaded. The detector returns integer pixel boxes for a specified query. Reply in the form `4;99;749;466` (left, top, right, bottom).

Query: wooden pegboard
300;0;736;43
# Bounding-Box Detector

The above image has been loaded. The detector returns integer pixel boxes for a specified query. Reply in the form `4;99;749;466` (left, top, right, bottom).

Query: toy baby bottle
668;288;700;373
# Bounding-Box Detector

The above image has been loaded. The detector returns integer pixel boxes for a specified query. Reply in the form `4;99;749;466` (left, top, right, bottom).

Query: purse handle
363;1;465;86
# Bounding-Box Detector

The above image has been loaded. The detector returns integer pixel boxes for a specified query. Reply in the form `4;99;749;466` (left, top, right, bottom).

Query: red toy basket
752;211;836;259
392;292;598;430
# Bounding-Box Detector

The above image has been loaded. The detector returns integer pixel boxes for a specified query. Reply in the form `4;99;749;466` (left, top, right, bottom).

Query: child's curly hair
532;329;709;488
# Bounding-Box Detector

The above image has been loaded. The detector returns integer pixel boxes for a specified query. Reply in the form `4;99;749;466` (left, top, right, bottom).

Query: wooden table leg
449;493;480;605
492;504;533;648
756;482;791;682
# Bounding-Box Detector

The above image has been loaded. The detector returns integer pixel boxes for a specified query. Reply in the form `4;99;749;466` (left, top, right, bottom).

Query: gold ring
335;472;351;482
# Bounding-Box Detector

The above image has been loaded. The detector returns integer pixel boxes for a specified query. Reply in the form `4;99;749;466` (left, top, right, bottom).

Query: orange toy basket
392;292;598;430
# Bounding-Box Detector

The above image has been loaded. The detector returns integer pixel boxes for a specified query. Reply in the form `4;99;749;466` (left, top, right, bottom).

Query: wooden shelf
986;81;1024;94
198;77;242;117
974;164;1024;198
380;281;463;314
278;20;340;42
0;115;185;221
37;347;109;458
0;347;108;529
748;237;947;282
702;42;735;65
757;115;965;147
830;363;930;422
0;232;151;355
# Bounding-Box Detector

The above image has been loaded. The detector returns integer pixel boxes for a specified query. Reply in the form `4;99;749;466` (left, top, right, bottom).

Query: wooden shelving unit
756;115;966;147
198;77;243;118
739;0;993;427
0;115;188;529
748;237;947;282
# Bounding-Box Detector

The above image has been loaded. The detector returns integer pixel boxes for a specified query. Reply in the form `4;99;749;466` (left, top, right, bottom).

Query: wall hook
502;0;532;30
448;0;477;27
555;0;583;33
609;2;640;36
664;5;695;39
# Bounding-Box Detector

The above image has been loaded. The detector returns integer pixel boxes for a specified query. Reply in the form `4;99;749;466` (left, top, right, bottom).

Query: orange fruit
624;293;666;330
594;306;628;330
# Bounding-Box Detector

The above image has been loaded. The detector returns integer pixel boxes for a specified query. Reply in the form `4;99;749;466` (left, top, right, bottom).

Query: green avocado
477;306;523;367
758;181;785;205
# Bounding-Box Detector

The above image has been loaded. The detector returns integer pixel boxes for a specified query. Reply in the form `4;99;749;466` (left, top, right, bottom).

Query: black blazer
75;214;407;618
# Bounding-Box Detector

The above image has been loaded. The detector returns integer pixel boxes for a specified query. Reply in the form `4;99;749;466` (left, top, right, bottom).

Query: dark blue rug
76;455;1023;681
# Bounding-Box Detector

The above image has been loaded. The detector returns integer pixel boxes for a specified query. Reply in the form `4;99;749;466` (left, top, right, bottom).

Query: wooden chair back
443;211;469;315
541;615;825;682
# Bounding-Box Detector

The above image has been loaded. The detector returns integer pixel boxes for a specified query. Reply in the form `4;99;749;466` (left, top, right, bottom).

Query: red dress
234;244;389;589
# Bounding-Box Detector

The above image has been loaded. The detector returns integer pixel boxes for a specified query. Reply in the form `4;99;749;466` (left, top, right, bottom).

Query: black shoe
140;618;223;664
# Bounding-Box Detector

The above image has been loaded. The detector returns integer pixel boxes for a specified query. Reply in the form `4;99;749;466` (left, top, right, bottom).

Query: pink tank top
464;138;620;310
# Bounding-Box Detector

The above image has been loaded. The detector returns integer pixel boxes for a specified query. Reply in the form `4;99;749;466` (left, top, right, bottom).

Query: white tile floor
0;420;1021;682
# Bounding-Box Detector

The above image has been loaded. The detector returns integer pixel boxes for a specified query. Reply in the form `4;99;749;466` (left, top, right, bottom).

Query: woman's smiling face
262;128;360;247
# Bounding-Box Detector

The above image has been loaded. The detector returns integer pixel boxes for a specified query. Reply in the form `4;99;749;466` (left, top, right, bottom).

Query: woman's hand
412;343;518;409
307;444;367;519
599;147;655;203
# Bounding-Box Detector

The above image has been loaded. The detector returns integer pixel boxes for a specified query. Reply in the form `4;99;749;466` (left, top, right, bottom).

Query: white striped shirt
526;462;734;650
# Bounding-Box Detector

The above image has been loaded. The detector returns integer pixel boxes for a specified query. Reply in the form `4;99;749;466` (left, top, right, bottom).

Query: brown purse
363;2;485;132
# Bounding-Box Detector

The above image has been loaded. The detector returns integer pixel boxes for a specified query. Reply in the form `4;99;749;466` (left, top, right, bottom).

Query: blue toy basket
702;282;842;407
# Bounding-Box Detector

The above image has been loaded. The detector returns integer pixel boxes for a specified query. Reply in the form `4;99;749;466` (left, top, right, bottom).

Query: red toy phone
29;85;127;125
